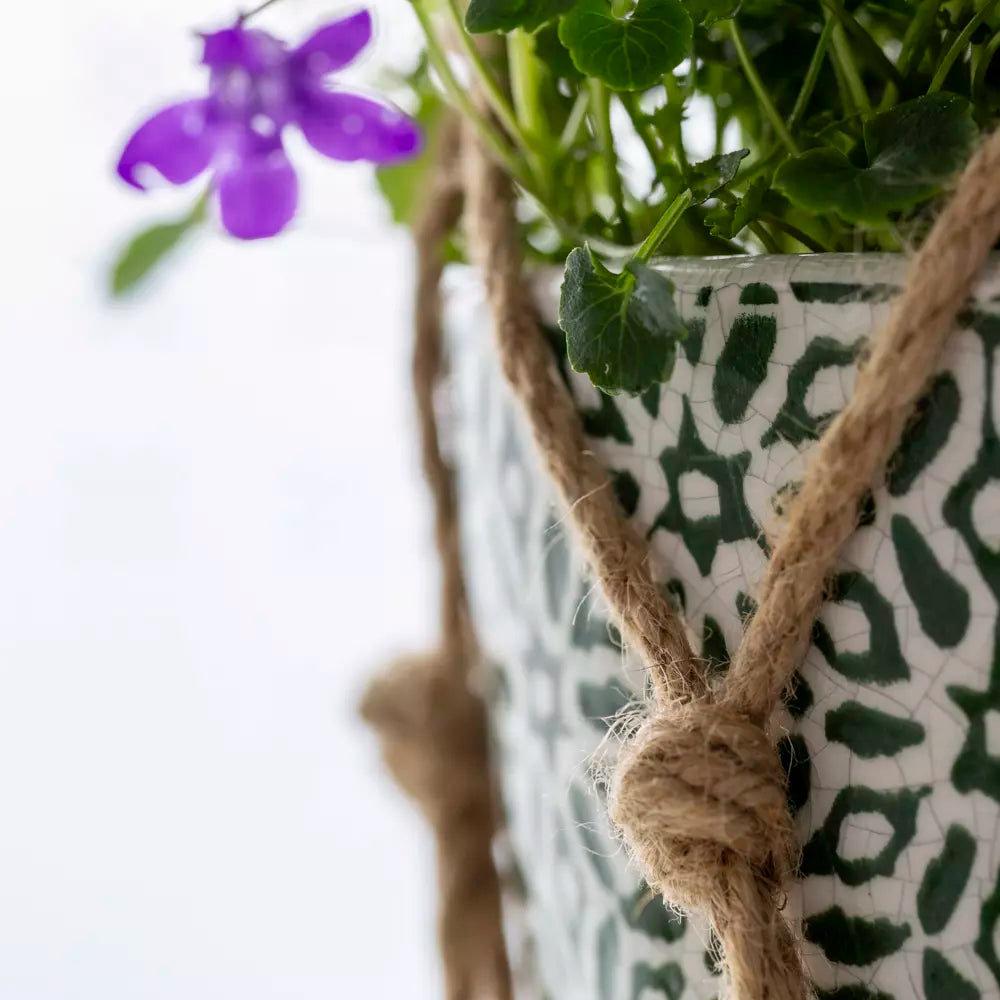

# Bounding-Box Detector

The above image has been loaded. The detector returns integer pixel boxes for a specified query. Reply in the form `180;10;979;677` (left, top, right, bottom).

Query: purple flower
116;9;420;239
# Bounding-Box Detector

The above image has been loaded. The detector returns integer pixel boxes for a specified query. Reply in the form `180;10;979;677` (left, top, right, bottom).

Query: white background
0;1;440;997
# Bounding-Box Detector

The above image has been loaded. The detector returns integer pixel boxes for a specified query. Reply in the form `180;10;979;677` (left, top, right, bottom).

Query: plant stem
507;28;552;196
590;79;632;244
825;20;857;115
411;2;533;192
241;0;283;19
789;17;836;129
929;0;1000;92
633;190;694;262
558;90;590;153
507;29;549;143
189;188;210;222
898;0;943;75
663;74;691;173
558;89;590;151
820;0;906;88
830;19;872;113
714;108;727;156
973;28;1000;111
726;20;799;154
749;221;782;253
760;213;831;252
880;0;941;109
936;0;973;73
442;0;530;149
408;4;651;262
621;93;662;179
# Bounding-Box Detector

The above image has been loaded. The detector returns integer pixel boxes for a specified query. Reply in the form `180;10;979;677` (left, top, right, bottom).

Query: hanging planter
446;252;1000;998
363;1;1000;996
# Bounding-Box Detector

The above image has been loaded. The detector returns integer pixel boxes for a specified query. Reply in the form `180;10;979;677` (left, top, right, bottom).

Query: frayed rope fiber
365;113;1000;1000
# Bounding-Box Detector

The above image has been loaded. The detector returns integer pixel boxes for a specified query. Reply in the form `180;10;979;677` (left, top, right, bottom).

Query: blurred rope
360;114;512;1000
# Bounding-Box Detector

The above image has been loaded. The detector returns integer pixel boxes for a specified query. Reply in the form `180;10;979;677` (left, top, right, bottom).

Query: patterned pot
445;254;1000;1000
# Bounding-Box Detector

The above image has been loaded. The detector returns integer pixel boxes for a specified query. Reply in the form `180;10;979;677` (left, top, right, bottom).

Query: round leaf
685;0;741;25
558;0;692;92
775;92;978;224
559;245;687;395
465;0;575;33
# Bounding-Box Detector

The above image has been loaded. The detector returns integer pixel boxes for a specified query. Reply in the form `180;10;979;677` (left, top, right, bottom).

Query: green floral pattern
447;255;1000;999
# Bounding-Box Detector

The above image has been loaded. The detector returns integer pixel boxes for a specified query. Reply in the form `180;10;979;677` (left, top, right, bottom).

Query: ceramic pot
446;254;1000;1000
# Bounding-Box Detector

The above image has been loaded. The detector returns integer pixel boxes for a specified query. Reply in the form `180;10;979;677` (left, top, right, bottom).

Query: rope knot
361;649;512;1000
608;701;796;912
360;651;491;829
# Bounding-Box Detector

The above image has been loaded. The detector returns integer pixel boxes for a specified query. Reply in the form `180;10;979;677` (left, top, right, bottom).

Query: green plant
379;0;1000;393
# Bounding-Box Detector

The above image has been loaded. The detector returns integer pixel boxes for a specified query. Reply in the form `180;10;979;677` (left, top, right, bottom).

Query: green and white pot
445;255;1000;1000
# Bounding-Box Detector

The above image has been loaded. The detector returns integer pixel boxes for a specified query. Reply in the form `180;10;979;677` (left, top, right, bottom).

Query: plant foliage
387;0;1000;393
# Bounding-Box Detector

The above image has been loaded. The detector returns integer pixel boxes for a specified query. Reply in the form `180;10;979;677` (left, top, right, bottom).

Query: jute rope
360;116;512;1000
461;123;1000;1000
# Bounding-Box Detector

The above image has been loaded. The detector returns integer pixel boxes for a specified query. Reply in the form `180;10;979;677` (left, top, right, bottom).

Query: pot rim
445;252;1000;329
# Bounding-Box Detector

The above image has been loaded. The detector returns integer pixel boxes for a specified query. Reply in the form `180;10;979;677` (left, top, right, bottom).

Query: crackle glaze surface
445;255;1000;1000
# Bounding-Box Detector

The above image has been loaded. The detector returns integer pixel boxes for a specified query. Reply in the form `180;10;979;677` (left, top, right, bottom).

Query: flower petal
293;10;372;75
298;91;420;164
117;99;216;189
216;144;298;240
201;25;285;72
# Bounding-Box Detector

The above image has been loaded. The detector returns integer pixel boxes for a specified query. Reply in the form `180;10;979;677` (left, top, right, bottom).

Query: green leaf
465;0;574;33
775;92;978;224
685;0;741;25
687;148;749;203
110;194;206;297
705;176;768;238
375;94;446;227
559;245;686;395
558;0;692;91
533;20;582;79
